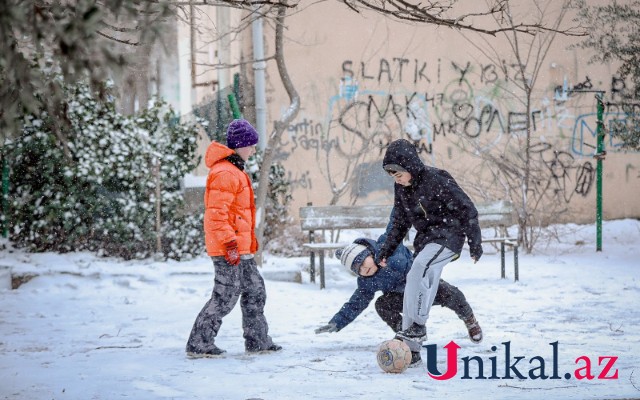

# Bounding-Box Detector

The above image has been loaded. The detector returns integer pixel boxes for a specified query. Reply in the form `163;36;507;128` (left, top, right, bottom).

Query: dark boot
409;351;422;368
464;314;483;343
395;322;427;341
186;344;226;359
246;343;283;354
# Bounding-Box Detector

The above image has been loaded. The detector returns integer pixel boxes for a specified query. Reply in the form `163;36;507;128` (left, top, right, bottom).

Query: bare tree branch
99;21;141;33
336;0;586;36
457;0;579;252
96;30;140;46
167;0;297;8
255;2;300;258
194;56;276;70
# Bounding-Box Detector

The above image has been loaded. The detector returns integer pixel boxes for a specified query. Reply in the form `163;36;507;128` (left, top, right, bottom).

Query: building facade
157;1;640;224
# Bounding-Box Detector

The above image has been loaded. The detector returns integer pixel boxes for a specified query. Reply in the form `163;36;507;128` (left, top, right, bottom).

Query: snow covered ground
1;219;639;400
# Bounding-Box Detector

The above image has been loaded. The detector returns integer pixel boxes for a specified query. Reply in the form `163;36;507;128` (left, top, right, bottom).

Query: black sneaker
395;323;427;341
246;343;283;354
464;314;483;344
409;351;422;368
186;345;226;359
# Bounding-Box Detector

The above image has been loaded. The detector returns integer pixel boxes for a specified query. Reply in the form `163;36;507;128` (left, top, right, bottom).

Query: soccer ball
376;339;412;373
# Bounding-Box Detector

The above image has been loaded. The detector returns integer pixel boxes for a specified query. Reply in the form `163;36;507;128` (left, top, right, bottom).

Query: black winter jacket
379;139;483;261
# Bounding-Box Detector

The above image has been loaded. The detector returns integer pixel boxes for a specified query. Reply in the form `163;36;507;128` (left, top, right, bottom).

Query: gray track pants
375;280;474;332
186;256;274;353
403;243;457;351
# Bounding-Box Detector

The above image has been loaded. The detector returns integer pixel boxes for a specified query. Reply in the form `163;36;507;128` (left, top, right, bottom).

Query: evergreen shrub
6;82;204;260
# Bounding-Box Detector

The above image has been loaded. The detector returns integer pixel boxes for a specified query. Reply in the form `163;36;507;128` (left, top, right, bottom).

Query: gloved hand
374;253;388;268
470;245;483;263
225;240;240;266
314;322;338;334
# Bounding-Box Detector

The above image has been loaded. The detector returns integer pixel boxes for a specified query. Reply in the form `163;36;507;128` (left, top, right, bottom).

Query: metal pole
215;88;223;139
568;89;606;252
228;93;242;119
251;8;268;151
233;73;240;103
595;93;604;252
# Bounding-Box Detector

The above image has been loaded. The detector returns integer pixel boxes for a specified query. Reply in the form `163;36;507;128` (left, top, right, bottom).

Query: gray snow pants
374;279;474;333
403;243;457;351
186;256;274;354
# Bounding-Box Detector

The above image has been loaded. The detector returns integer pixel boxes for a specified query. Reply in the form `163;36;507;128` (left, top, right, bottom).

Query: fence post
595;93;605;252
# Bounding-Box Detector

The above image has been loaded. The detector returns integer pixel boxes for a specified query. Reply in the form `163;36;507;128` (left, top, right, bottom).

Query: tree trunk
254;3;300;263
521;91;532;252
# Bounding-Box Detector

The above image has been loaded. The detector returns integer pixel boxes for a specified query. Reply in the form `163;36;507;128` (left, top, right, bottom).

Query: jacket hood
205;141;235;168
354;238;378;257
382;139;425;177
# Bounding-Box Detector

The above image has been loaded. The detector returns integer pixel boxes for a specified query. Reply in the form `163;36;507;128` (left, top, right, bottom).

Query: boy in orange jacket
186;119;281;357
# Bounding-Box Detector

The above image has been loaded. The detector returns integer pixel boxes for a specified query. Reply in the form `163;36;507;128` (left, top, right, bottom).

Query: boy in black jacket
376;139;483;354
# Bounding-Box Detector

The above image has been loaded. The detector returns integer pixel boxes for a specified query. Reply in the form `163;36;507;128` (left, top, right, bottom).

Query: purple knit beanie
226;119;259;149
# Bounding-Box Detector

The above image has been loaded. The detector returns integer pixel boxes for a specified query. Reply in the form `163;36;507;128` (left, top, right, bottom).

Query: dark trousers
186;257;274;353
374;279;473;333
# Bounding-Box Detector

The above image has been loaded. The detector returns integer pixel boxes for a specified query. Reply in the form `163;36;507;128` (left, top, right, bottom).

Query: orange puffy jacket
203;141;258;256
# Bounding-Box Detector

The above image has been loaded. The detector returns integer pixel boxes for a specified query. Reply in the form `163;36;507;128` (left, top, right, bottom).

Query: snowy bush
6;82;204;260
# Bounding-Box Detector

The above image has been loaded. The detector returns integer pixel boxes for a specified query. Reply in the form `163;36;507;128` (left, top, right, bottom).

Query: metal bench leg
309;250;316;284
319;250;326;289
514;245;519;282
309;229;315;283
500;242;506;279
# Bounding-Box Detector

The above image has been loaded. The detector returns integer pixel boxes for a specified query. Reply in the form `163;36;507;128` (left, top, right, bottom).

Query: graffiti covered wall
262;2;640;223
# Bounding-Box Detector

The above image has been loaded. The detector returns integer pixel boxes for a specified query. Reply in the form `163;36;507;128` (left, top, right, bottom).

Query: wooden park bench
299;200;519;289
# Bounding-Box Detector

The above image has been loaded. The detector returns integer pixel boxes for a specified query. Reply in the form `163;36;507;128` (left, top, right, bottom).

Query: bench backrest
299;200;516;231
299;205;393;231
476;200;517;229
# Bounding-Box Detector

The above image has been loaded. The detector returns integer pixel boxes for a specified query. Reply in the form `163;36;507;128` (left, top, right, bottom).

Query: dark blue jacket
329;235;413;331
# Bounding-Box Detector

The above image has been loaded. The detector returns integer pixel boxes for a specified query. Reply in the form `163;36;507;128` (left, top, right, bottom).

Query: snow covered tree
0;0;174;145
5;79;205;260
